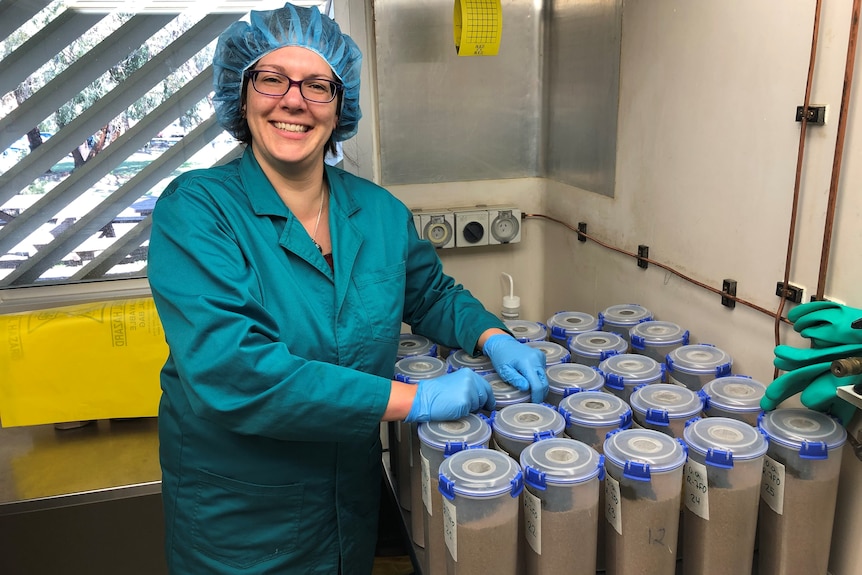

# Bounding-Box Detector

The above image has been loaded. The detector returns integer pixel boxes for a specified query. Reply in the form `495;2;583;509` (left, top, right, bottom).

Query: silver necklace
310;186;326;253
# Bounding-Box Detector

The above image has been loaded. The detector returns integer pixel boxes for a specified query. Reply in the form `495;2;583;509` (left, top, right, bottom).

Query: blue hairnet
213;2;362;142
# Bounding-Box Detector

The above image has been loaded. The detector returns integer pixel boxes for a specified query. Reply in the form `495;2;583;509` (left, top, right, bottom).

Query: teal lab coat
148;148;504;574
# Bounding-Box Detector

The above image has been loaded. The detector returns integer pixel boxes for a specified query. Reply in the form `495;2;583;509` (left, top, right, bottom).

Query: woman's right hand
404;369;495;423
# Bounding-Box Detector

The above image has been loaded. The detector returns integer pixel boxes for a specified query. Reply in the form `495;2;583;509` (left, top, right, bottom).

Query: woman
147;4;547;574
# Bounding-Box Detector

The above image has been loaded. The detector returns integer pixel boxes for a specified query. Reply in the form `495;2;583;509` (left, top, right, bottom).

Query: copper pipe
775;0;823;357
816;0;861;300
523;213;789;323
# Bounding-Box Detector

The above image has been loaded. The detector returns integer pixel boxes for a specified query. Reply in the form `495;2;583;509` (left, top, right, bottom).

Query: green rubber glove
761;361;858;426
799;371;859;426
789;301;862;347
773;342;862;372
761;362;831;411
787;300;843;323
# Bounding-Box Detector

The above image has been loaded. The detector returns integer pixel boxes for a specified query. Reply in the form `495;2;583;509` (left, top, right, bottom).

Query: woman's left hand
483;334;548;403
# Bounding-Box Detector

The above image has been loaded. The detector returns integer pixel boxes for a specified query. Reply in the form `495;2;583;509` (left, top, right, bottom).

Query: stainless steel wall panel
374;0;544;184
547;0;621;197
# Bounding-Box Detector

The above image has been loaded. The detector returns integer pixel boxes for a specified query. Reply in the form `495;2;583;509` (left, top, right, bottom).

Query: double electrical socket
412;206;522;249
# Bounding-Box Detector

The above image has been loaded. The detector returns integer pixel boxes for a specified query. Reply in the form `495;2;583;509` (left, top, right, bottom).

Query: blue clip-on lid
645;408;671;427
697;388;711;410
511;470;525;497
439;474;456;501
705;448;734;469
524;465;547;491
606;372;625;391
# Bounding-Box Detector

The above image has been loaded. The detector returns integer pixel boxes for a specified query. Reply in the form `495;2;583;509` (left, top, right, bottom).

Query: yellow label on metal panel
453;0;503;56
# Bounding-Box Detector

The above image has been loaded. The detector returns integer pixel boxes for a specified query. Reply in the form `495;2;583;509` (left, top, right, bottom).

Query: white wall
393;1;862;572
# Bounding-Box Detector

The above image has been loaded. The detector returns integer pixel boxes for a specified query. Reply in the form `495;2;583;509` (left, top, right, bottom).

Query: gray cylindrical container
521;438;603;575
681;417;768;575
484;372;530;417
504;319;549;343
418;415;492;575
394;355;448;547
599;304;653;345
757;408;847;575
545;363;605;407
603;428;687;575
629;321;689;366
546;311;602;347
398;333;439;360
666;344;732;391
629;383;703;439
526;340;571;367
568;331;628;368
557;391;632;573
438;449;524;575
558;391;633;452
492;403;566;460
447;348;496;375
698;375;766;426
598;353;665;405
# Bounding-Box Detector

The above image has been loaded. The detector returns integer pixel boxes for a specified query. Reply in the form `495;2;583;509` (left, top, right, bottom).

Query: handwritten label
605;474;623;535
761;454;785;514
684;459;710;520
523;488;542;554
648;525;670;550
443;497;457;561
421;453;432;515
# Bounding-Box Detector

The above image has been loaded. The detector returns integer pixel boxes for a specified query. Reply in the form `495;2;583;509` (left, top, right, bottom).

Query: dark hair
230;74;339;157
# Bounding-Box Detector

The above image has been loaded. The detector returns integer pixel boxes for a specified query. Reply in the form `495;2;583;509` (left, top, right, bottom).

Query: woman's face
245;46;339;174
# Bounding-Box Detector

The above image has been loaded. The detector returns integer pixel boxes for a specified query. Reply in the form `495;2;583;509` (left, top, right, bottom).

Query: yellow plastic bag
0;297;167;427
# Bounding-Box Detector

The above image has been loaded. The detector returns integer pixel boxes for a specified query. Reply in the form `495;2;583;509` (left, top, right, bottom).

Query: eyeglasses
245;70;342;103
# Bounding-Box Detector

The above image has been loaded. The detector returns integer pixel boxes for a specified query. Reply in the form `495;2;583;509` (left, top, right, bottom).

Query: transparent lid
599;304;653;327
438;448;523;499
418;414;492;455
447;348;495;373
599;354;664;389
603;428;687;477
484;372;530;407
630;383;703;422
394;355;448;382
568;331;628;359
683;417;768;466
504;319;548;343
520;438;602;487
700;375;766;412
558;391;633;429
525;340;571;365
397;333;438;359
546;311;601;339
547;363;605;395
630;321;689;348
758;408;847;456
492;403;566;442
667;344;733;376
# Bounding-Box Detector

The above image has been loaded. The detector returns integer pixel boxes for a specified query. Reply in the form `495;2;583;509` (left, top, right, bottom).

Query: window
0;0;329;295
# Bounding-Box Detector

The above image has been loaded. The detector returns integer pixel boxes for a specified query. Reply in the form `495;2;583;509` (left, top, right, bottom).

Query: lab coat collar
238;148;363;295
238;147;361;220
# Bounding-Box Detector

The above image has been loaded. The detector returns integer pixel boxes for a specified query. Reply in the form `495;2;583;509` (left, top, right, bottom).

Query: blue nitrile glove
773;342;862;372
761;361;858;426
482;334;548;403
404;368;495;423
789;300;862;347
